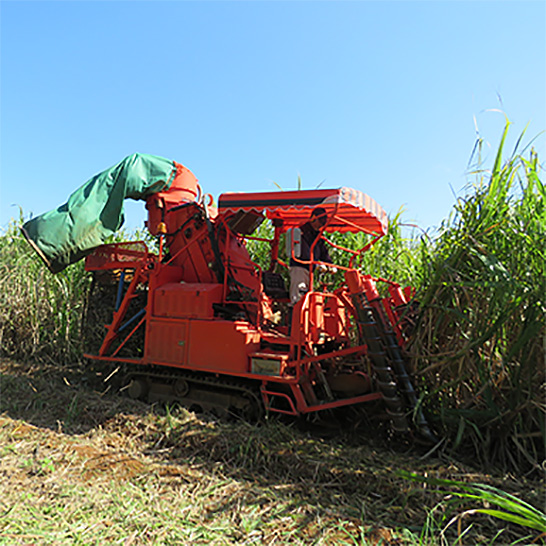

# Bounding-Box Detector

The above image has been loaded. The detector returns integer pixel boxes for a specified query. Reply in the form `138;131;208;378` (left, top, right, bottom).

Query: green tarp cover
22;153;176;273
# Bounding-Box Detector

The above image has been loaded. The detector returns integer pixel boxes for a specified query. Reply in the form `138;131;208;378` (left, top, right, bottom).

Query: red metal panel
153;283;223;319
323;295;349;341
187;320;260;373
146;318;188;365
167;206;218;283
301;293;347;344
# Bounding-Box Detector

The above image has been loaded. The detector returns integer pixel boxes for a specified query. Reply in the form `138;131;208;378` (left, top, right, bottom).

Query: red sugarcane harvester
77;160;434;440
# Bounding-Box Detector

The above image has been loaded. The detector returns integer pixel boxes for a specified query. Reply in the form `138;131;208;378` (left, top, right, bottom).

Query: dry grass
1;358;544;545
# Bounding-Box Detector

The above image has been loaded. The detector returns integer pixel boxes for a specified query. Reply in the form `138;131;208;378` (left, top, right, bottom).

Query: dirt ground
0;358;544;545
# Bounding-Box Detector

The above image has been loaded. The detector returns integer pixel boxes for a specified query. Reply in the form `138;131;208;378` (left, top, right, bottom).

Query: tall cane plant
409;120;545;473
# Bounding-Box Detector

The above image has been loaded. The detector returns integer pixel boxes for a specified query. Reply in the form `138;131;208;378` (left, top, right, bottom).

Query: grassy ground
1;358;543;545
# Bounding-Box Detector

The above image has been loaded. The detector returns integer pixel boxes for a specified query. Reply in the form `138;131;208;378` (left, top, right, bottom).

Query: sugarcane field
0;120;544;545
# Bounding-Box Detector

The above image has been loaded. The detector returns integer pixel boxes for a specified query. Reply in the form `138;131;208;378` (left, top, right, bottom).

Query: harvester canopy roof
217;188;388;235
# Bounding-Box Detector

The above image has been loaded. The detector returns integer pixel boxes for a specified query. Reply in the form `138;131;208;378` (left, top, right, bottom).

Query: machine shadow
0;359;153;435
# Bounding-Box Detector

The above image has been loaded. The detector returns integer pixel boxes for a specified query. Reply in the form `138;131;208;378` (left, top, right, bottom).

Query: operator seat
262;271;289;300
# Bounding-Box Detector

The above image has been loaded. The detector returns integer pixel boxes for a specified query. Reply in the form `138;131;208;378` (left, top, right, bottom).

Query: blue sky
1;1;545;234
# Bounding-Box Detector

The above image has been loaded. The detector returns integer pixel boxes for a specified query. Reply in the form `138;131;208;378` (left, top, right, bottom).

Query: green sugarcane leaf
464;509;546;532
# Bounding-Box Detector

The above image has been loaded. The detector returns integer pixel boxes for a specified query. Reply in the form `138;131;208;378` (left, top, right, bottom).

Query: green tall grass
0;215;92;364
330;209;426;289
410;122;545;474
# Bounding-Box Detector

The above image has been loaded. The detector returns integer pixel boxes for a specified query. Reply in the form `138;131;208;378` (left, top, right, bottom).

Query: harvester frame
82;165;431;437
